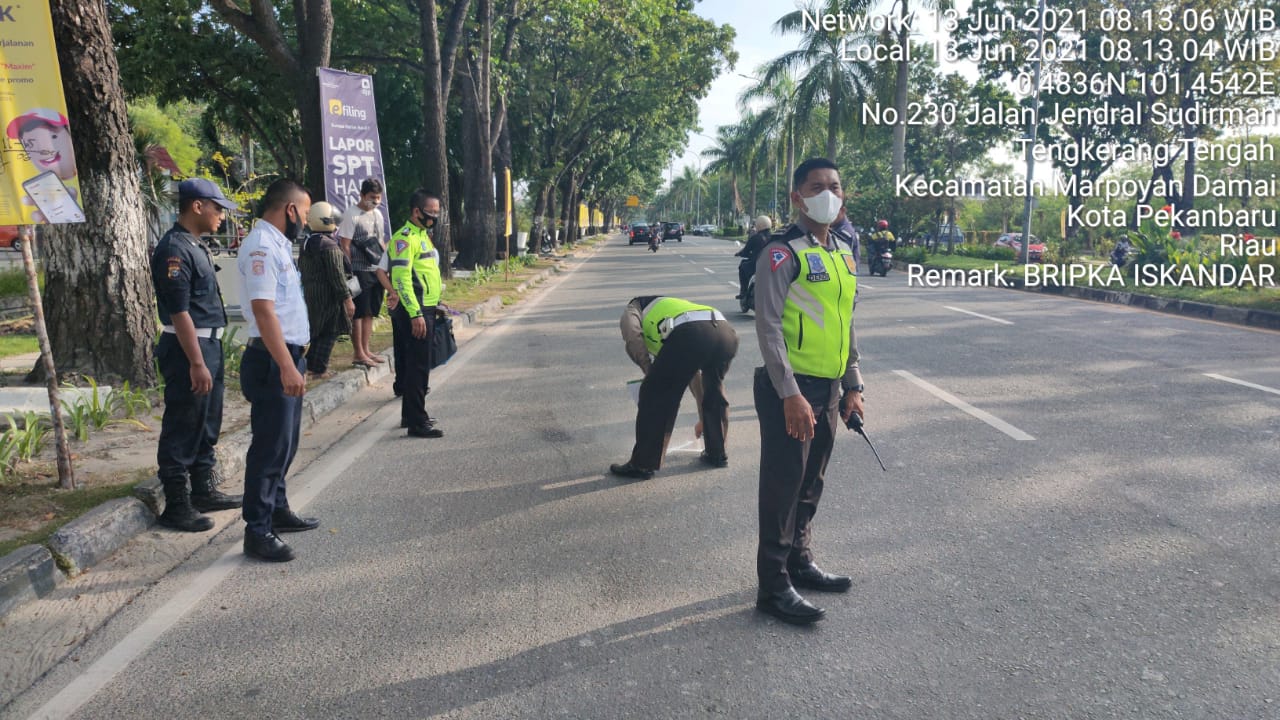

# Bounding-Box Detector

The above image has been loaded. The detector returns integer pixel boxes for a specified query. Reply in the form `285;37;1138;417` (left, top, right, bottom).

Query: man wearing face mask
382;188;445;438
753;158;865;625
237;179;321;562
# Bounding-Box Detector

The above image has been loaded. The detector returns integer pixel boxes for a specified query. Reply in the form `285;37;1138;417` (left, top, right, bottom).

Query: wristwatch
848;384;865;393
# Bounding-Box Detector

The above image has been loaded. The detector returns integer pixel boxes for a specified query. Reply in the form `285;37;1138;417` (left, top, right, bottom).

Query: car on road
661;221;683;242
995;232;1046;262
691;224;715;236
0;225;27;252
628;223;653;245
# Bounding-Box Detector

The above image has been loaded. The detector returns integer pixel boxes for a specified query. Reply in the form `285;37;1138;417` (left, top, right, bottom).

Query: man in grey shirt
338;177;387;367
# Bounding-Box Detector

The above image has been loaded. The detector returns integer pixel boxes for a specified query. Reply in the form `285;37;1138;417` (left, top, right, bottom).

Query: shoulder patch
251;260;265;276
769;246;792;272
396;239;409;254
166;256;182;279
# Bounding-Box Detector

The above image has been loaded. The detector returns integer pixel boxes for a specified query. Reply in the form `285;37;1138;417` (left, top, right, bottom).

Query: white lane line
944;305;1014;325
28;240;601;720
859;283;873;290
893;370;1035;441
541;475;602;491
1204;373;1280;397
728;281;739;289
703;268;715;275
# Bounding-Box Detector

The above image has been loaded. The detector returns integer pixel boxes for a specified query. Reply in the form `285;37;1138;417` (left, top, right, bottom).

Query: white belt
162;325;225;340
658;309;725;338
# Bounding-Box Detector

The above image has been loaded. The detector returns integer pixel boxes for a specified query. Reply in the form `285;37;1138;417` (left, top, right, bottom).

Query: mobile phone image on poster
22;170;85;224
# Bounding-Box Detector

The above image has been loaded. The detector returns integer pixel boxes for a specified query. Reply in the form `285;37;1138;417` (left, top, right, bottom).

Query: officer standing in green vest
385;188;445;438
753;158;864;625
610;296;739;480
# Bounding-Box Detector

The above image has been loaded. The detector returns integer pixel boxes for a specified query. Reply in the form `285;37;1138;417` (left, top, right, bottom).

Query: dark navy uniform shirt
150;223;227;328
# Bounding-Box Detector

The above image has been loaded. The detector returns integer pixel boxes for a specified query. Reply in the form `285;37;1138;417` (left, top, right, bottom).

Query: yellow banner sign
0;2;83;224
626;195;640;207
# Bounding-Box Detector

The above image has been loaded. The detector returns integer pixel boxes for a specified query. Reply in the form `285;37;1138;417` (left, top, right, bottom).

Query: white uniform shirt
238;219;311;345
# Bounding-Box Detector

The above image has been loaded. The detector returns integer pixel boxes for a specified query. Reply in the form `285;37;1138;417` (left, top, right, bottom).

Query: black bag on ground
431;308;457;368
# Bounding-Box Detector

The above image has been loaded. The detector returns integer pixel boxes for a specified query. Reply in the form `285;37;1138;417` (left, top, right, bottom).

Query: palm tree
889;0;953;182
701;121;750;221
766;0;876;160
741;68;804;215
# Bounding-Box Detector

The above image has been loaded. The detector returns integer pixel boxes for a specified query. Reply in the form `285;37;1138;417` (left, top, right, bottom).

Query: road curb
912;262;1280;331
0;246;583;624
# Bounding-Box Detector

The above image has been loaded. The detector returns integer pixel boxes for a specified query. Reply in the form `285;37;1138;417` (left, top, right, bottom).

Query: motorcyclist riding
734;215;773;298
869;219;895;261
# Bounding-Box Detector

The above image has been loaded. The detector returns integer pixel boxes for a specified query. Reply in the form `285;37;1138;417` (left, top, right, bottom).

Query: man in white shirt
237;178;320;562
337;178;387;368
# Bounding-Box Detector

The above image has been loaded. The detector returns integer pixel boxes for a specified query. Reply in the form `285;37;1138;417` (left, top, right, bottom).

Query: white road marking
944;305;1014;325
541;475;603;491
1204;373;1280;397
27;242;601;720
667;437;705;453
893;370;1035;441
728;281;739;288
703;268;715;275
859;283;873;290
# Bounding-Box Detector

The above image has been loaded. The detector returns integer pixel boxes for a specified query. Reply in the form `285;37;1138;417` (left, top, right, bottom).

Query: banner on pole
318;68;389;234
0;2;83;224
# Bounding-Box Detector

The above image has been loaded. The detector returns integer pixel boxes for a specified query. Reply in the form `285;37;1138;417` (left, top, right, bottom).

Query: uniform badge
396;239;409;254
769;247;791;271
843;254;857;274
805;254;830;282
252;260;265;276
166;256;182;279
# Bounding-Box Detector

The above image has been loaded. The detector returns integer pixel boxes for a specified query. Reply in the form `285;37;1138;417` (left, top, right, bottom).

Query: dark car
628;223;653;245
661;221;683;242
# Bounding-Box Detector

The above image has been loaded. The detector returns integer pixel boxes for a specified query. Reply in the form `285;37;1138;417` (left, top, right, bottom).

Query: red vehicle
0;225;27;252
994;233;1046;262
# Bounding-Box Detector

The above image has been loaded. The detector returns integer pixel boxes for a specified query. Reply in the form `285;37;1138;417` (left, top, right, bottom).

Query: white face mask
801;190;842;225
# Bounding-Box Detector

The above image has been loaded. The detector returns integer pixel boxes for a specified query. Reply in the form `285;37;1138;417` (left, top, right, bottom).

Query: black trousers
628;320;738;470
155;333;224;489
240;344;306;536
391;304;435;428
755;368;839;593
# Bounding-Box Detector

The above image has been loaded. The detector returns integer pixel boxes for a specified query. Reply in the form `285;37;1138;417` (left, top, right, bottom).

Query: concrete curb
912;262;1280;332
0;248;580;622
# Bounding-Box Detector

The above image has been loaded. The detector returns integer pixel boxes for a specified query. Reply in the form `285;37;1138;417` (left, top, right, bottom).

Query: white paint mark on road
728;281;739;289
703;268;715;275
944;305;1014;325
1204;373;1280;397
667;437;705;454
541;475;604;491
893;370;1035;441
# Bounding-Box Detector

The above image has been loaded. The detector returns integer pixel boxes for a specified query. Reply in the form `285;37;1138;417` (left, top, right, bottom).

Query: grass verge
0;334;39;358
0;469;150;558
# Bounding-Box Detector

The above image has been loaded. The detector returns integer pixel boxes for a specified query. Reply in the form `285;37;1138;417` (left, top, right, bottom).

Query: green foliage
127;97;203;176
720;226;746;237
0;412;50;475
222;326;245;378
894;246;928;265
953;244;1016;261
112;381;152;420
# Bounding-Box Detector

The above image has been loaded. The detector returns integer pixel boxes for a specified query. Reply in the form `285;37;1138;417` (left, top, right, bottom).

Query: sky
671;0;975;186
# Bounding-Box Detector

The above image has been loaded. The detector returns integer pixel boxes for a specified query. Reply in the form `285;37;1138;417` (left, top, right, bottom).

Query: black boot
190;467;242;512
157;482;214;533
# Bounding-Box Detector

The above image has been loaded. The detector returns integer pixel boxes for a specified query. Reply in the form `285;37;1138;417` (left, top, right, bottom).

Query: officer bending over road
753;158;864;625
237;179;321;562
149;179;243;532
610;296;739;480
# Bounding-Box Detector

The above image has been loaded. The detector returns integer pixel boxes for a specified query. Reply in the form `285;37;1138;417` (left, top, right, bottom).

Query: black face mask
422;212;438;229
283;205;305;242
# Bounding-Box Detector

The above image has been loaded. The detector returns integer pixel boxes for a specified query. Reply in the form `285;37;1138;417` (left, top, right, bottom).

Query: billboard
0;2;83;224
317;68;389;231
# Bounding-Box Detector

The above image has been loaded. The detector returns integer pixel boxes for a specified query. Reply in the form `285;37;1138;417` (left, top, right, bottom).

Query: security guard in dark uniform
609;296;739;479
753;158;865;625
386;189;444;438
149;179;243;532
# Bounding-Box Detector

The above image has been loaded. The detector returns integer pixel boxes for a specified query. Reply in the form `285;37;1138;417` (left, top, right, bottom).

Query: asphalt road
8;235;1280;719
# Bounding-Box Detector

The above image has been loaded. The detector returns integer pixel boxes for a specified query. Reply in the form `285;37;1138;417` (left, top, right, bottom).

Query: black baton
845;412;887;471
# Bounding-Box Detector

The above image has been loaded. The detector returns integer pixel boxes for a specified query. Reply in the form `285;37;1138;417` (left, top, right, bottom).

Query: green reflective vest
640;297;714;356
387;221;441;318
782;239;857;378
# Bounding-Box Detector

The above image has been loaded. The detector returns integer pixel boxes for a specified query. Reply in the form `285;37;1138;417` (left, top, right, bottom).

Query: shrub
895;246;927;264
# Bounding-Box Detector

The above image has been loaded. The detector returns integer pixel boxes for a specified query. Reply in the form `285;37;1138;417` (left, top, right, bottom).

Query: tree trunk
558;175;572;244
529;182;548;252
494;98;514;257
458;46;496;268
45;0;155;386
748;157;758;218
892;2;909;183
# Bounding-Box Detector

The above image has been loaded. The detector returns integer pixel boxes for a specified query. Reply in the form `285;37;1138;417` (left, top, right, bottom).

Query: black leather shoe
244;532;295;562
272;510;320;533
789;563;853;592
756;587;825;624
407;425;444;438
191;488;242;512
609;462;654;480
698;451;728;468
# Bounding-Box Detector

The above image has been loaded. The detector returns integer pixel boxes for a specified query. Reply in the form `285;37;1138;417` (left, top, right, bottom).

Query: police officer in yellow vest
386;189;445;438
610;296;739;480
753;158;865;625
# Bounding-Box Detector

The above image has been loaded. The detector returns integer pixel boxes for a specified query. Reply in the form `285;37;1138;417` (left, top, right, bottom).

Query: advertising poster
317;67;389;235
0;1;83;225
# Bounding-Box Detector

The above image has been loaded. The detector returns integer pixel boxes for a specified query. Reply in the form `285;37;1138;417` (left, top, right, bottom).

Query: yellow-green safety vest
387;221;441;318
640;297;715;356
782;239;857;378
